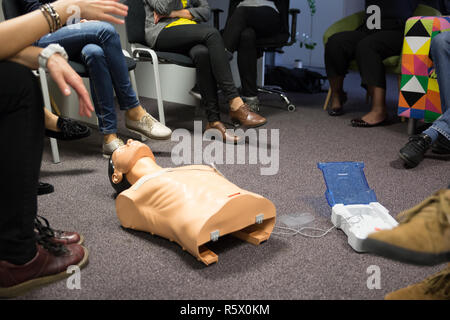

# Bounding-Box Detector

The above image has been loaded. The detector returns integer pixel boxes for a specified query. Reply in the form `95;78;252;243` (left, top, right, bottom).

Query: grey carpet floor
21;71;449;300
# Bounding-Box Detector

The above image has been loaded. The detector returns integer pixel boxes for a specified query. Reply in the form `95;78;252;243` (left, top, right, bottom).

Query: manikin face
111;139;156;184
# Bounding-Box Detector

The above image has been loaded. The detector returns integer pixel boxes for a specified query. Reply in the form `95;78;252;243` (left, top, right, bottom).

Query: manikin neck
126;157;163;185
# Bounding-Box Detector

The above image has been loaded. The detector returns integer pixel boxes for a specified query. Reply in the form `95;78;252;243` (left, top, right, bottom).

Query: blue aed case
317;162;397;252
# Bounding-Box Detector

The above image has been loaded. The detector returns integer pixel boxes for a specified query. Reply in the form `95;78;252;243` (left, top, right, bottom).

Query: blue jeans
36;21;140;134
424;31;450;142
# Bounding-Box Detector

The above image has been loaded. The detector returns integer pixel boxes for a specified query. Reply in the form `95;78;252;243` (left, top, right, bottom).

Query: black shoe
399;133;432;168
45;117;91;141
328;92;347;117
37;182;54;196
431;133;450;155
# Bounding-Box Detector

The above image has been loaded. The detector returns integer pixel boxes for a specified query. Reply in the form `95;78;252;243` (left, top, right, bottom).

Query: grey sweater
143;0;211;48
237;0;278;12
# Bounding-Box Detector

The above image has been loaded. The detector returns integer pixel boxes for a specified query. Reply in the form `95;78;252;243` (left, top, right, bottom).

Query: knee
240;28;256;45
431;32;449;52
81;44;105;63
190;45;209;63
96;21;117;36
204;26;221;41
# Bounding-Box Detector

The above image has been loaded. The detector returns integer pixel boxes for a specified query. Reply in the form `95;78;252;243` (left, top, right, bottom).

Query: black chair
212;0;300;112
2;0;138;163
124;0;198;125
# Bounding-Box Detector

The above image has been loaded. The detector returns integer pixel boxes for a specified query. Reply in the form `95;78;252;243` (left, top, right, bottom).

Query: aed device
318;162;398;252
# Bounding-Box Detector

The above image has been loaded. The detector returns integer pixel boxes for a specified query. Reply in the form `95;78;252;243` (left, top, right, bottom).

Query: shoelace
140;114;156;129
58;118;87;138
397;189;450;228
34;215;68;256
424;265;450;296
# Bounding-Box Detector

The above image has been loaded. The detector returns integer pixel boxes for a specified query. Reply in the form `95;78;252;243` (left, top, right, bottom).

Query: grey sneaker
242;96;261;113
102;138;124;158
125;113;172;141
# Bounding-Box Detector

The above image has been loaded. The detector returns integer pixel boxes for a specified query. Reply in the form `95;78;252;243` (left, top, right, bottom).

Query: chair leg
407;118;417;136
148;49;165;126
38;68;60;164
323;88;331;111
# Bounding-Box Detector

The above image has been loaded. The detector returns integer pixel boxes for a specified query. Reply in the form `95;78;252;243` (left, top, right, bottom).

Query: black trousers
324;27;404;89
0;61;43;265
155;24;239;122
222;6;281;97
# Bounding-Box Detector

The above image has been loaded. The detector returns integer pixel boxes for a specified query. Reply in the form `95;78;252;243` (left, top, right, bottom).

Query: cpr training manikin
109;139;276;265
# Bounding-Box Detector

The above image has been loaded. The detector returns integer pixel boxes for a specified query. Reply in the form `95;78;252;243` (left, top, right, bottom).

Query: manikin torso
113;142;276;265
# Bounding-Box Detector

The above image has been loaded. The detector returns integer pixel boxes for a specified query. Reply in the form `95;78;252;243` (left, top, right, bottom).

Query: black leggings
0;61;43;265
324;27;404;89
155;24;239;122
222;6;281;97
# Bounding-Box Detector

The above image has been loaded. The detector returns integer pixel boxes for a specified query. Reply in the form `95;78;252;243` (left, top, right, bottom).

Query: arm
185;0;210;22
8;45;94;117
147;0;178;16
0;0;128;61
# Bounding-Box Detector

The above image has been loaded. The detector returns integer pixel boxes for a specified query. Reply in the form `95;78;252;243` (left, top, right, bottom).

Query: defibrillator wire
272;214;365;239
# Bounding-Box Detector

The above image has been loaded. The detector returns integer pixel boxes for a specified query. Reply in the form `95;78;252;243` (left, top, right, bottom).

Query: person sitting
399;31;450;168
109;139;276;265
222;0;285;112
19;0;172;157
143;0;267;144
0;0;128;298
365;187;450;300
324;0;419;126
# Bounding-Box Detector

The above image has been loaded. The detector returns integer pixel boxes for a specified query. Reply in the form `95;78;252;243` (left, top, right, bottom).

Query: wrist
39;44;69;71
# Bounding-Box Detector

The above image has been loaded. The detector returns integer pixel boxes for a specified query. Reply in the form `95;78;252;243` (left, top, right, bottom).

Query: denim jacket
143;0;211;48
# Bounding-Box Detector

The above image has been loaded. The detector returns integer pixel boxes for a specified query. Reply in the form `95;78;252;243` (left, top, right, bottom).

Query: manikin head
108;139;156;194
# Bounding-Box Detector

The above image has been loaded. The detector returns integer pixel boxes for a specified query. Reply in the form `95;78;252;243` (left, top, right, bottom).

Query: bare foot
361;110;387;125
44;108;60;132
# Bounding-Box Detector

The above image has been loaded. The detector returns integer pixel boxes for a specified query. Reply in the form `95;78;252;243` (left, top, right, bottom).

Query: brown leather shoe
205;121;243;144
229;103;267;128
35;215;84;245
0;243;89;298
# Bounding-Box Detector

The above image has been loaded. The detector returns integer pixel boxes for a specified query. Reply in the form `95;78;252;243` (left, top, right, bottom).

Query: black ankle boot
399;133;432;168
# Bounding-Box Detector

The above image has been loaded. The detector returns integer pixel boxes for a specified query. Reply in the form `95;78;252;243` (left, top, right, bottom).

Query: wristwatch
38;44;69;70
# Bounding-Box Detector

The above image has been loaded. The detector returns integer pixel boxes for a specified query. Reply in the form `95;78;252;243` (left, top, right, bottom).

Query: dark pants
155;24;239;122
222;6;281;97
324;27;404;89
0;61;43;265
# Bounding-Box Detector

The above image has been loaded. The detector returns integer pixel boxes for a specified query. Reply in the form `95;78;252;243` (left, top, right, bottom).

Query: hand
153;11;166;24
47;54;94;118
56;0;129;25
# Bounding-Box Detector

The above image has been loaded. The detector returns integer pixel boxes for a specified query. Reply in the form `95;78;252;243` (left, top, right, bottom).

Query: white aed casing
331;202;398;252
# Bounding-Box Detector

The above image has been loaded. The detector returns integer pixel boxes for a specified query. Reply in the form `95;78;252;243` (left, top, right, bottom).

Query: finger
98;13;125;25
99;3;129;17
64;72;93;113
50;69;71;96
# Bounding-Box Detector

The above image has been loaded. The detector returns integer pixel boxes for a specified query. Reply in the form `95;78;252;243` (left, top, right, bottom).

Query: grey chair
2;0;138;163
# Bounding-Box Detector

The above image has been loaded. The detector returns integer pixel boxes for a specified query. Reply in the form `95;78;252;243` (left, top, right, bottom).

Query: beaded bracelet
40;5;54;32
40;3;62;33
